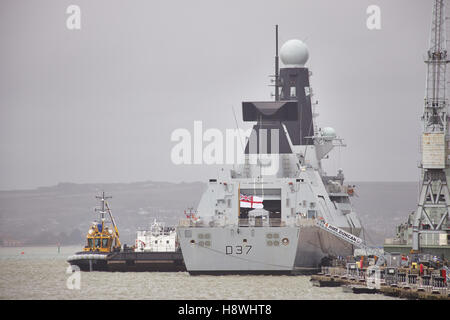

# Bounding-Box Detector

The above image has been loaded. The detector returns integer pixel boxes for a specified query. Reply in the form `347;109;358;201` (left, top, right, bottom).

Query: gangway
315;217;388;266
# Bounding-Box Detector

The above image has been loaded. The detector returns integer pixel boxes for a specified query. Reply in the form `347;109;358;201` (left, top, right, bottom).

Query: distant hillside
0;180;419;247
0;181;206;246
350;181;419;246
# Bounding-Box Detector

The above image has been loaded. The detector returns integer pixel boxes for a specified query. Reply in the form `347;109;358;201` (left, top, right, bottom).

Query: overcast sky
0;0;434;190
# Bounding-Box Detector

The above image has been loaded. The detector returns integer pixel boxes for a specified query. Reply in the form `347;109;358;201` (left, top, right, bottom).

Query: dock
311;266;449;300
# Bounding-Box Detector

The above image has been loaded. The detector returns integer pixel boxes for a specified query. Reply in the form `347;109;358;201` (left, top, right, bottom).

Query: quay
311;266;449;300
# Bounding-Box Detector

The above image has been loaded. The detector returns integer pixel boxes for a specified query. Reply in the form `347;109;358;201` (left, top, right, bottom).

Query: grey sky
0;0;432;190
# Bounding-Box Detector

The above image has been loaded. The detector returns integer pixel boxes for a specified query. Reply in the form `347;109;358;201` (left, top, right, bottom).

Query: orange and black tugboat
67;192;121;271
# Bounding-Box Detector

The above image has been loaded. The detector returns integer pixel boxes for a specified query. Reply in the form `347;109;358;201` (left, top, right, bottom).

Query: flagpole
238;183;241;218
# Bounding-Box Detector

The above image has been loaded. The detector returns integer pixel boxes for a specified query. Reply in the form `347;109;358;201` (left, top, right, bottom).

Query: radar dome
321;127;336;140
280;39;309;67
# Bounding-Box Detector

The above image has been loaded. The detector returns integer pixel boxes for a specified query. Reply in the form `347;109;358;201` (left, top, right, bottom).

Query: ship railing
431;276;447;295
323;266;448;295
320;266;326;275
379;270;387;285
346;263;358;280
384;276;398;286
343;265;375;282
178;219;195;227
137;246;177;253
178;218;233;228
384;238;405;245
407;274;418;289
177;219;213;227
415;274;449;294
295;217;316;227
238;218;268;227
395;272;419;289
349;268;366;282
397;272;407;284
391;271;448;295
417;275;432;292
238;218;286;227
357;269;366;282
321;266;346;277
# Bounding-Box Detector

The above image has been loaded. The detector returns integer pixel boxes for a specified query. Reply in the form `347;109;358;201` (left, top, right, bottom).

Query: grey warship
177;27;362;274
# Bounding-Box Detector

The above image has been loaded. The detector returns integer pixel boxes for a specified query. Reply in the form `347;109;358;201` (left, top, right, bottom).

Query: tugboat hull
106;251;185;272
67;252;109;271
67;251;186;272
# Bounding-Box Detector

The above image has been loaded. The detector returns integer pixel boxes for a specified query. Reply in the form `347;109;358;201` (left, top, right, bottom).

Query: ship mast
274;24;280;101
95;191;112;231
412;0;450;252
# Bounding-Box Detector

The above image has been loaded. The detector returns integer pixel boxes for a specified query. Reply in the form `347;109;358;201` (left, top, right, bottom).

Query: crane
105;201;121;248
412;0;450;252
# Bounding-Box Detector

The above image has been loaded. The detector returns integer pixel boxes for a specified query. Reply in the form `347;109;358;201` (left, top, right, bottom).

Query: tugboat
67;192;121;271
67;192;186;272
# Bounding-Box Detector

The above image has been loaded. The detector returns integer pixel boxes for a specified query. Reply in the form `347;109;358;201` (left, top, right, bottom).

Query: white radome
321;127;336;140
280;39;309;67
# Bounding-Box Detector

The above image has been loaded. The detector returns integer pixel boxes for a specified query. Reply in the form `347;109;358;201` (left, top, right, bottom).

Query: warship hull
178;226;297;274
294;225;353;270
178;224;354;275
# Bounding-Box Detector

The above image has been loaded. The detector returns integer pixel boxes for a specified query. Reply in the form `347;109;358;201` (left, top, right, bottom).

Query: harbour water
0;246;399;300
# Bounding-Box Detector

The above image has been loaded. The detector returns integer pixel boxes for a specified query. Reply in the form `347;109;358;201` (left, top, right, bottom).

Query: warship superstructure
177;27;362;274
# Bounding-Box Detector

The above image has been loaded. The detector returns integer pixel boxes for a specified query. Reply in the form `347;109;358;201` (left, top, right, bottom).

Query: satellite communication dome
321;127;336;140
280;39;309;67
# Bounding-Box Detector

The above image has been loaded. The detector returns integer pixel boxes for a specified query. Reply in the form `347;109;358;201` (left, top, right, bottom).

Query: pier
311;266;449;300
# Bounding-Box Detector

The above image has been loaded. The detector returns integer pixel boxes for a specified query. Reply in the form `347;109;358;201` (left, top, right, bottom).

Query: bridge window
102;238;109;248
330;196;350;203
290;86;296;97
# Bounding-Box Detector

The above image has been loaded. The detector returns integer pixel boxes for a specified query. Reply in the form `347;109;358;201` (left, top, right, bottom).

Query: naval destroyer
177;27;362;274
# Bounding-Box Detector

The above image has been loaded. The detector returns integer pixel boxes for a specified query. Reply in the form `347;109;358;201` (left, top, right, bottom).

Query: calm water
0;246;398;300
